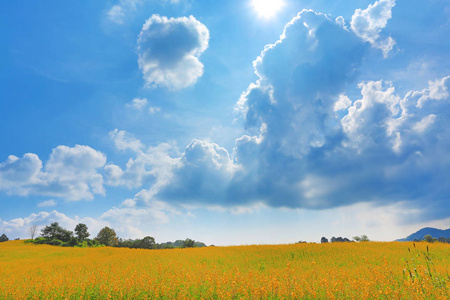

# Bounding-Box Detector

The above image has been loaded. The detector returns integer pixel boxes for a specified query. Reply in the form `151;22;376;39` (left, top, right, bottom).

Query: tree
0;234;9;242
74;223;90;242
353;235;370;242
29;224;39;240
360;235;369;242
423;234;437;243
321;237;328;243
41;222;73;242
140;236;156;249
182;238;195;248
96;227;118;247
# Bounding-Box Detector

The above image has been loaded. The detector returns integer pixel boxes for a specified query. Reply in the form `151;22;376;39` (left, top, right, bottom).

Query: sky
1;0;449;245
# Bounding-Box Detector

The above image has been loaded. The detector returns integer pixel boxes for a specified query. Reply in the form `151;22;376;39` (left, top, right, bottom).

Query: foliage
438;237;450;243
117;236;155;249
140;236;156;249
182;238;195;248
30;224;100;248
321;237;328;243
330;236;352;242
41;222;73;242
423;234;438;243
0;234;9;242
95;227;118;247
156;239;206;249
74;223;90;242
1;240;449;299
353;235;370;242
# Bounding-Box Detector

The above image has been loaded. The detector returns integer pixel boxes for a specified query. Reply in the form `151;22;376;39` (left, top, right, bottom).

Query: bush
48;239;62;246
33;237;48;244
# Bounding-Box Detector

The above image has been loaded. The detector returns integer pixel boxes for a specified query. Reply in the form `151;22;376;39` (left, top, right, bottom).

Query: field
0;240;449;299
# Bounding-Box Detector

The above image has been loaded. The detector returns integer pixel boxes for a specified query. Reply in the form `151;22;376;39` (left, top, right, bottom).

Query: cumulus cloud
105;131;181;189
0;204;177;240
351;0;396;57
137;15;209;90
157;139;238;205
0;145;106;201
109;129;144;153
0;210;105;239
118;8;450;223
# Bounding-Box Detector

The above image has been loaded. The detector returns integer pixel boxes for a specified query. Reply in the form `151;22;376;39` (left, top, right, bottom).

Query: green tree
140;236;156;249
0;234;9;242
353;235;370;242
74;223;90;242
182;238;195;248
423;234;437;243
95;227;118;247
41;222;73;242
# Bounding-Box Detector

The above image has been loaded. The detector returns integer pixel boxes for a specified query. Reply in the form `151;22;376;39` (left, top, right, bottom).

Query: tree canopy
182;238;195;248
353;235;370;242
74;223;90;242
96;227;118;247
0;234;8;242
41;222;73;242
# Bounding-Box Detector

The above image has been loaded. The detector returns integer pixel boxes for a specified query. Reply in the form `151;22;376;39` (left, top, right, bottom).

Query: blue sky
1;0;449;245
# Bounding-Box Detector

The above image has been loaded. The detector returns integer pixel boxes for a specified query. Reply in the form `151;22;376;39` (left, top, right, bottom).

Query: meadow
0;240;449;299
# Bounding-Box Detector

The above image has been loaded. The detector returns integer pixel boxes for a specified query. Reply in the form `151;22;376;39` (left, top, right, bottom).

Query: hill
397;227;450;241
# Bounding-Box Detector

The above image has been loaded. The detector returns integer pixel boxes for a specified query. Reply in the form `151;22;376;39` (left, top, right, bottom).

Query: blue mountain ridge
396;227;450;241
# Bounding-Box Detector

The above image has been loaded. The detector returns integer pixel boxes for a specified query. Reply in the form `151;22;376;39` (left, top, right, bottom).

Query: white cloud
126;98;161;114
148;106;161;114
0;153;43;194
335;16;347;30
137;15;209;90
0;145;106;201
106;0;185;25
107;5;126;24
106;0;142;24
127;97;148;110
109;129;144;153
351;0;396;57
37;199;57;207
126;8;450;224
334;94;352;112
105;136;181;189
156;139;238;204
412;114;436;133
341;80;401;151
0;210;105;239
100;206;170;227
415;76;450;108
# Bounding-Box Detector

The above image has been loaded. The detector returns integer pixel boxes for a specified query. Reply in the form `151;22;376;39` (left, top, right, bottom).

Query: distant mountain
397;227;450;241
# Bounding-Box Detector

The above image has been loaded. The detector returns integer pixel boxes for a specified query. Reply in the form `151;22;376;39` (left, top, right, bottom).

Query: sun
251;0;285;18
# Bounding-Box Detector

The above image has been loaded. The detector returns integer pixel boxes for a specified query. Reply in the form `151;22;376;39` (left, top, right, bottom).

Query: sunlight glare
252;0;285;18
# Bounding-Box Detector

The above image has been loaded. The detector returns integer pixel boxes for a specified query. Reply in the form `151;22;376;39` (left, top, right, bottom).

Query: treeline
416;234;450;243
320;235;370;243
24;222;205;249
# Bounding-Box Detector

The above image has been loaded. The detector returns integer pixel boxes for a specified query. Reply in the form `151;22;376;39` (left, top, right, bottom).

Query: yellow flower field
0;240;449;299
